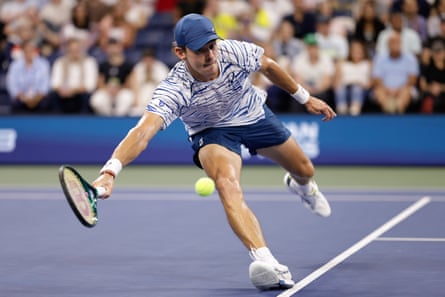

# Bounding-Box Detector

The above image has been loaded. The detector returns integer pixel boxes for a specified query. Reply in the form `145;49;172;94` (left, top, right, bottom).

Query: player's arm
259;55;336;121
92;111;164;198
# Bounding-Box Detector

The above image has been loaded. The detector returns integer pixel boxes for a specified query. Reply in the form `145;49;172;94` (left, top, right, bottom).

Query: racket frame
58;165;99;228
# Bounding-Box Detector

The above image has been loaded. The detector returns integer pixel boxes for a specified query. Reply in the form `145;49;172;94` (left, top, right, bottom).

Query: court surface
0;166;444;297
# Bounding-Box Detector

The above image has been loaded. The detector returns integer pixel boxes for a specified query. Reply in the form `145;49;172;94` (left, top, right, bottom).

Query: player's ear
173;46;187;60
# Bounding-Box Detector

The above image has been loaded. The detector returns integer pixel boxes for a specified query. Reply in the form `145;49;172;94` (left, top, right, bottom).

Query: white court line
376;237;445;242
277;196;431;297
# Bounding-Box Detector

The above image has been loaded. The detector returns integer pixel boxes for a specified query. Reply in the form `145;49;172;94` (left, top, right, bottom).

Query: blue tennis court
0;184;444;297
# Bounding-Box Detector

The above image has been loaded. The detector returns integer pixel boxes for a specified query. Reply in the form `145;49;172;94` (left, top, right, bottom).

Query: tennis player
93;13;336;290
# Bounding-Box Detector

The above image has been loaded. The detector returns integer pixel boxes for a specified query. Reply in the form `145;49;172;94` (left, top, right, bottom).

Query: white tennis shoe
284;173;331;217
249;260;295;290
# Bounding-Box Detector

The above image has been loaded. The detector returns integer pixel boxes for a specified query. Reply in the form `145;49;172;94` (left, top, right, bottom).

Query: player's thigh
257;137;314;177
198;144;242;185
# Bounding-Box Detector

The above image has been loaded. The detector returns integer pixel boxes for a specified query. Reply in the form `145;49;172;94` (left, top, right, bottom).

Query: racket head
58;165;98;228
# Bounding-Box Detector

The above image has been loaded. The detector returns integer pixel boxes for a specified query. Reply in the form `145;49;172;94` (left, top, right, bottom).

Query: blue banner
0;115;444;165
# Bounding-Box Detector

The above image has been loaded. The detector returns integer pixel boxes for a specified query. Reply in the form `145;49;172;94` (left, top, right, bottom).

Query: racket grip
95;186;107;198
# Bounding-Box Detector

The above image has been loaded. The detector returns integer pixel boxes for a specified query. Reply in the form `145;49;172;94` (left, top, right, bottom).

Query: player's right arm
92;111;164;198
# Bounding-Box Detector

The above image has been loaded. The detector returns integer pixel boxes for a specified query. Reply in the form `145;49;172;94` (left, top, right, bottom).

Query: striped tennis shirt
147;39;267;136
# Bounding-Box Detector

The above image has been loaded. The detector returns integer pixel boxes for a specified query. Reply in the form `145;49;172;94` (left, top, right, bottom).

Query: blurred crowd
0;0;444;116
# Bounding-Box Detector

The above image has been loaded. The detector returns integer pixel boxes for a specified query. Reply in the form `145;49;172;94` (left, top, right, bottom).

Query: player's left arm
259;55;336;121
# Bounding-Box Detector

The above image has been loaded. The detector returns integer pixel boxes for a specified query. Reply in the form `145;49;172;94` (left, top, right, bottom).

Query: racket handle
96;186;107;198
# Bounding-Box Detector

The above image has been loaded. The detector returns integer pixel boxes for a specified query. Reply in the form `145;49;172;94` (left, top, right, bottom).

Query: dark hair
347;39;368;61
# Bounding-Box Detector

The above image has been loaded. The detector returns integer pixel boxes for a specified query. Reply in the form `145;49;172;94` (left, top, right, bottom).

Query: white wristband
100;158;122;178
291;85;310;104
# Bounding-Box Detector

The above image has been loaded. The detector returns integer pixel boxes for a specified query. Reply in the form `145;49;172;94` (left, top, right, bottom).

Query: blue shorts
190;105;291;168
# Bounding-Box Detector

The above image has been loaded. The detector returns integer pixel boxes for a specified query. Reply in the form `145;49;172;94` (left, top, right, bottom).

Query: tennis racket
58;165;106;228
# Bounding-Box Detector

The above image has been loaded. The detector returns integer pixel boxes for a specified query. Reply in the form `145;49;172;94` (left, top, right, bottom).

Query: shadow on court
0;188;444;297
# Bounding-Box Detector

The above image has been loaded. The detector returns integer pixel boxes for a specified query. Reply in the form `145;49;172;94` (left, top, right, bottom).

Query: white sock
249;247;279;265
289;176;314;195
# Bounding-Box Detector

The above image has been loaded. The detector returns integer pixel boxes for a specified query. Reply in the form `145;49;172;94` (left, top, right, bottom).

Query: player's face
176;40;220;82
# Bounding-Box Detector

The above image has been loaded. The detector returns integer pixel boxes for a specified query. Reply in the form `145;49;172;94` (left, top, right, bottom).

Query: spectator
245;0;275;43
400;0;428;43
419;38;445;113
427;0;445;38
124;0;155;30
334;39;371;115
1;17;36;72
271;19;304;65
282;0;317;39
391;0;431;18
262;0;294;30
371;32;419;114
289;33;335;111
90;38;135;116
78;0;111;26
130;48;169;116
61;1;98;52
353;0;386;58
315;0;355;37
202;0;239;40
6;40;52;113
375;10;422;56
38;0;75;62
97;1;137;50
0;0;39;40
314;15;349;61
50;37;98;114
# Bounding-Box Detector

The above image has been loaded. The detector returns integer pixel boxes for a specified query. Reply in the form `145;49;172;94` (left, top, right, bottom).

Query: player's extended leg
198;143;266;249
198;143;294;289
258;136;331;217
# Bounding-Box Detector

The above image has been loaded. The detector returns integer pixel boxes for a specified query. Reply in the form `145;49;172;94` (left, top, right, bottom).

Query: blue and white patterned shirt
147;39;267;135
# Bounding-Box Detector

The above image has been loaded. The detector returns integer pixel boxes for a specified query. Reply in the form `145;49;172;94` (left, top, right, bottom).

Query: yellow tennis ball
195;177;215;197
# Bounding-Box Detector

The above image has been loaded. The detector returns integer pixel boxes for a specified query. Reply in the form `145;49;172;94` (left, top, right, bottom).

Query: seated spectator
419;38;445;113
371;32;419;114
353;0;386;58
289;33;335;110
244;0;275;43
315;0;355;37
400;0;428;43
376;10;422;56
61;1;98;53
50;37;99;114
130;48;169;116
271;19;304;66
90;38;135;116
78;0;111;26
0;0;39;41
334;39;371;115
282;0;317;39
3;17;36;63
6;40;52;113
124;0;154;30
97;1;137;50
202;0;239;40
427;0;445;38
314;15;349;61
38;0;74;62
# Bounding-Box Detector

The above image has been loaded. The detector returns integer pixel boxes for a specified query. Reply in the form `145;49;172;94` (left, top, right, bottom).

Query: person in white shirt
334;39;371;115
129;48;169;116
375;10;422;56
92;14;336;291
290;33;335;110
51;37;98;113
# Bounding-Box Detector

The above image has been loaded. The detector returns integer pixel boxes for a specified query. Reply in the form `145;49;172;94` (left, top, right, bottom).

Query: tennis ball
195;177;215;197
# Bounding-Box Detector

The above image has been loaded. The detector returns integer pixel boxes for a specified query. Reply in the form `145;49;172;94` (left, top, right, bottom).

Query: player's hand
305;96;337;121
92;173;115;199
